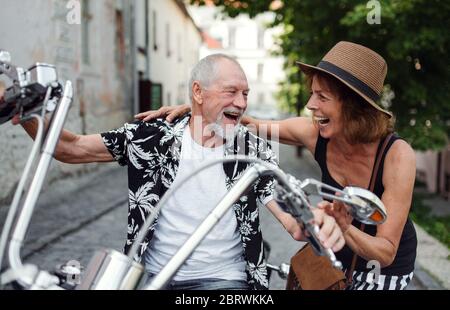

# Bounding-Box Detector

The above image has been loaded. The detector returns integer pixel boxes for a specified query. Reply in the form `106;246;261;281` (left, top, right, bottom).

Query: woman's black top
314;134;417;275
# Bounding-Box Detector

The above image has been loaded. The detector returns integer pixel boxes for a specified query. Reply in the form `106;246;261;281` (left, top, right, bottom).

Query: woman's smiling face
306;75;344;139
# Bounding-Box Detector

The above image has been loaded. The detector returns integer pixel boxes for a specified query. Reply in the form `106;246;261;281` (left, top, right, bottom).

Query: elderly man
8;54;344;290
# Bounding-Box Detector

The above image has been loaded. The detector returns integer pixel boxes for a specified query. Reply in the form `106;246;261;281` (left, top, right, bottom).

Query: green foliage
410;190;450;249
191;0;450;150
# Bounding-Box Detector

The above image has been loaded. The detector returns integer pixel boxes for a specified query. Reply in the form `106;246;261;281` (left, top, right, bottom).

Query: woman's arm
242;115;318;152
323;140;416;267
136;106;319;151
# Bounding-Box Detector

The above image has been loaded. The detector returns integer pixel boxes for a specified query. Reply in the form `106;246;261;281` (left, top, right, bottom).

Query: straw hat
296;41;392;118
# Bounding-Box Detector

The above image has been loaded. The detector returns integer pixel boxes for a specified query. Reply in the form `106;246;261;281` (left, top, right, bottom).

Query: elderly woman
136;41;417;290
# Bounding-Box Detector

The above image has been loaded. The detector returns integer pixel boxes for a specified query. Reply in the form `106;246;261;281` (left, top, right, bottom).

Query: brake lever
304;222;343;269
275;180;343;269
300;178;363;206
0;50;19;81
0;51;62;125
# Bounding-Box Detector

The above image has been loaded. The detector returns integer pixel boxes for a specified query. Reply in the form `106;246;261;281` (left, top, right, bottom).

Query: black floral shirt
101;114;278;290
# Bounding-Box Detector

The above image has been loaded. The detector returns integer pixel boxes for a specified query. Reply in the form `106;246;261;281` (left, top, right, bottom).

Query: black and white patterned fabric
347;270;414;290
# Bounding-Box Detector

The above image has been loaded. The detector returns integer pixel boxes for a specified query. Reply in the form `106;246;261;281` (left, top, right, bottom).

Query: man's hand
135;104;191;123
11;114;20;125
0;94;20;125
311;208;346;252
266;200;345;252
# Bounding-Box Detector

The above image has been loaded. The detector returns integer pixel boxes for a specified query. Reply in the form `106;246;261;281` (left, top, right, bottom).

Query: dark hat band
317;61;380;102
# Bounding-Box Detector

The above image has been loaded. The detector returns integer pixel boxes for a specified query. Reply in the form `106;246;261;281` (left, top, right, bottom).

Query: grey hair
188;54;243;101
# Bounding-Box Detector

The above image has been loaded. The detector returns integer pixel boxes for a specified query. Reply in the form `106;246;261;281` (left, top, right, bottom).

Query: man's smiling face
200;58;249;137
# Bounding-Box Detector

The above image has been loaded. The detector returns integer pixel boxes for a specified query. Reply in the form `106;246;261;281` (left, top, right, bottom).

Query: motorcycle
0;51;387;290
0;49;73;290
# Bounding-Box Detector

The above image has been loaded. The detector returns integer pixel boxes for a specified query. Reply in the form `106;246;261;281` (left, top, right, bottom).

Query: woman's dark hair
306;71;395;144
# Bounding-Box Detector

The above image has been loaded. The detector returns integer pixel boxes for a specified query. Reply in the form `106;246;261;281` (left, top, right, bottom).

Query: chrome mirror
300;178;387;225
342;186;387;225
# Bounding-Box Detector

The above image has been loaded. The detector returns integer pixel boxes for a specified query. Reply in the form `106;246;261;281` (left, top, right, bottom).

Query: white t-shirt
144;127;247;281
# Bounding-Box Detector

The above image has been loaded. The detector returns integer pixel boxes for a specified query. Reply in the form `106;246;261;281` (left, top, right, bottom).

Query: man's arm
20;117;114;164
2;90;114;164
266;200;304;240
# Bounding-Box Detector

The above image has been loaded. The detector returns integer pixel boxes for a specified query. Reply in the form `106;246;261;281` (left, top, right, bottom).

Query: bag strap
345;133;394;286
368;133;394;192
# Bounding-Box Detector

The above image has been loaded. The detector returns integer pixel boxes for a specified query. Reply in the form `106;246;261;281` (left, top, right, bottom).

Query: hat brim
295;61;393;118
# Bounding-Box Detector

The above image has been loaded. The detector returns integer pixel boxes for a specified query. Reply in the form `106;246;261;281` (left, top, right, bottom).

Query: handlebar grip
306;224;343;270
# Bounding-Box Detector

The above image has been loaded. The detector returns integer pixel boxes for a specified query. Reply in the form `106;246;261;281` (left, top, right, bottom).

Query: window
228;26;236;48
115;10;125;73
257;63;264;82
152;10;158;51
177;84;185;105
167;92;172;106
177;33;182;63
258;93;265;105
144;0;149;54
81;0;92;64
166;23;171;57
257;27;265;49
152;83;163;110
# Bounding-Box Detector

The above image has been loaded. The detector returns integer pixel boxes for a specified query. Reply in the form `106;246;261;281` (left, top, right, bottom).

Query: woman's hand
311;208;346;252
1;95;21;125
318;200;353;234
135;104;191;123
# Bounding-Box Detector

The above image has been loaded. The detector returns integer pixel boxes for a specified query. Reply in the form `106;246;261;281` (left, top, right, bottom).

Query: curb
413;223;450;289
